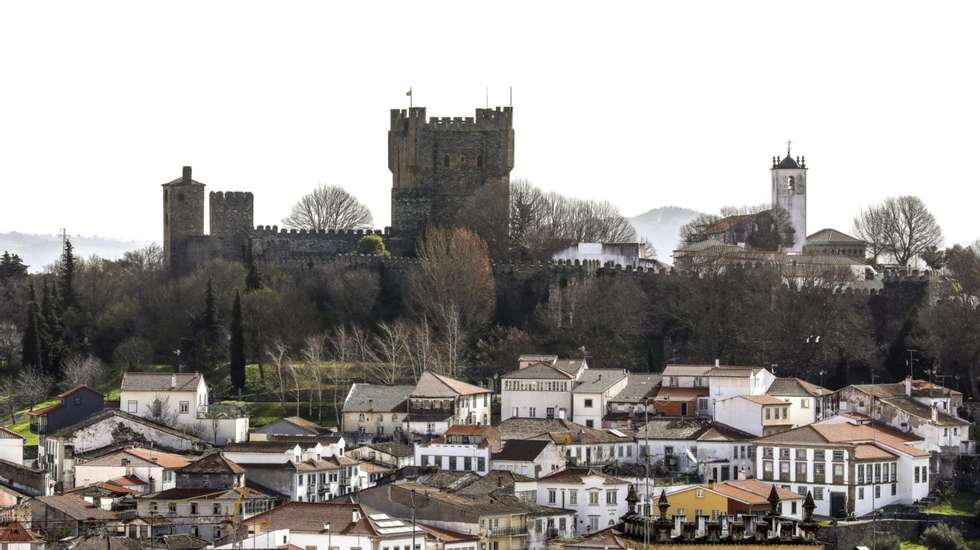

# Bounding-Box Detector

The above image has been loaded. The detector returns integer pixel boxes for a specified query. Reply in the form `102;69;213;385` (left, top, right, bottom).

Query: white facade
75;462;178;493
491;443;566;478
0;430;24;465
714;396;791;437
572;375;629;429
501;380;574;422
220;529;417;550
535;472;630;534
415;442;491;475
771;152;807;252
705;368;775;416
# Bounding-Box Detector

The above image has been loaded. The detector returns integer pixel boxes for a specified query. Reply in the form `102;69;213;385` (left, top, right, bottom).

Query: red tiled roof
125;448;193;469
0;521;43;543
58;385;101;399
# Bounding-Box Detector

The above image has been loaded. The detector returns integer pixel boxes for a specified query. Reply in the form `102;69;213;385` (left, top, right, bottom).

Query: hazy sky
2;1;979;247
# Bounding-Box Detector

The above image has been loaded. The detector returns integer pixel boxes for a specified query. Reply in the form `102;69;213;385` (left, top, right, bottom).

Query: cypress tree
193;278;225;376
229;290;246;393
244;241;262;291
21;300;43;371
40;279;63;376
59;238;77;310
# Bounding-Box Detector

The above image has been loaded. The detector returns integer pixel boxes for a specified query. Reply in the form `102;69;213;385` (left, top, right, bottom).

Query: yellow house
661;485;730;520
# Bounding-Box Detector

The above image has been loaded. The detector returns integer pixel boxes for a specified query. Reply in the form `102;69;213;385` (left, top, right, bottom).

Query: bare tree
145;396;179;426
327;326;354;425
852;204;889;264
434;305;465;378
282;184;373;231
678;213;722;244
16;366;52;412
404;320;437;382
366;322;408;385
62;355;106;389
0;322;19;370
266;340;291;405
0;378;20;424
880;196;944;267
302;334;327;421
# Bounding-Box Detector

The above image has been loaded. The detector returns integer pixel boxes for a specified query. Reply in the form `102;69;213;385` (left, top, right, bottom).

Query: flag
406;87;412;97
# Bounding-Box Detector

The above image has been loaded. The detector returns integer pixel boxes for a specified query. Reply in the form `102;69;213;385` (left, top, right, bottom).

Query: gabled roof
365;441;414;458
806;228;864;243
539;467;628;485
734;395;787;406
58;384;103;399
79;447;193;469
0;426;24;440
767;377;831;397
34;495;118;521
256;416;324;435
572;369;628;393
497;418;631;444
412;371;489;397
661;365;714;377
179;452;244;475
144;486;270;501
342;383;413;413
121;372;203;392
45;408;208;444
502;362;577;380
243;502;377;536
705;366;763;378
754;417;929;458
697;422;757;442
879;396;970;426
636;417;711;440
711;480;801;504
608;374;662;403
0;521;43;543
492;439;551;462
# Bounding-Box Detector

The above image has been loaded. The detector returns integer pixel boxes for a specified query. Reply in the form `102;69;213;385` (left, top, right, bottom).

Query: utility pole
906;349;917;379
643;396;651;550
411;489;417;550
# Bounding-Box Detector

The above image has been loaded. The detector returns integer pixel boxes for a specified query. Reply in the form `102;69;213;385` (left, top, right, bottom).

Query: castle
162;105;514;272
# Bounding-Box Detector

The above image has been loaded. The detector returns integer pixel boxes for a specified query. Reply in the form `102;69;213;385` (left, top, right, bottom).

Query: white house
704;365;775;417
714;395;793;437
535;468;631;534
552;242;662;270
403;372;493;437
414;425;500;476
223;437;345;465
73;447;193;493
496;418;634;468
753;415;931;517
341;383;414;439
120;372;249;445
224;440;359;501
0;427;24;465
491;440;565;478
347;441;414;469
571;370;628;428
766;377;833;427
501;356;587;421
633;417;754;480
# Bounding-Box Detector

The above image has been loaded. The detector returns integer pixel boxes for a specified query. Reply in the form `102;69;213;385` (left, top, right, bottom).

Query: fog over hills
0;232;152;272
629;206;703;264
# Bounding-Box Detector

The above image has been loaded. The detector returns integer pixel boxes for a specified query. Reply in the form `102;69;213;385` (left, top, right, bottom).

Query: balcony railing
29;417;47;435
488;526;528;537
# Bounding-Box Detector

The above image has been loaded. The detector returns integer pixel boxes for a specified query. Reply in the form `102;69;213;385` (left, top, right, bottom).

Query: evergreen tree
229;290;246;393
0;251;28;280
21;300;43;371
40;279;63;377
192;278;225;376
59;238;78;310
244;241;262;291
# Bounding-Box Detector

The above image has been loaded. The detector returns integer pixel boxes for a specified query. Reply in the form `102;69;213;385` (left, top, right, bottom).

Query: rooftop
343;383;413;413
608;373;662;403
879;396;970;426
767;377;831;397
572;369;628;393
754;417;929;457
121;372;202;392
636;417;712;440
711;479;801;505
365;441;414;458
179;452;245;475
661;365;714;377
806;228;865;244
492;439;552;462
34;495;118;521
412;371;490;397
539;467;629;485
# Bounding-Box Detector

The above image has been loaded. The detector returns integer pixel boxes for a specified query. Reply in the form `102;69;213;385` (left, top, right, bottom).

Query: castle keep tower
162;166;205;271
388;106;514;255
209;190;254;259
770;145;807;252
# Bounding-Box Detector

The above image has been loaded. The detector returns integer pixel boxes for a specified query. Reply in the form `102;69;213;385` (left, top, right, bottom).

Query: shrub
920;523;968;550
356;234;388;256
874;534;900;550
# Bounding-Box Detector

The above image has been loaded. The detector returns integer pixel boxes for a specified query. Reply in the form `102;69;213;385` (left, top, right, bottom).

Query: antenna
509;86;513;108
485;86;489;109
59;228;67;245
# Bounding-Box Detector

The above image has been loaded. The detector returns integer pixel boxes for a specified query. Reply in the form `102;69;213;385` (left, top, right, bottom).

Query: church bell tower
770;142;807;253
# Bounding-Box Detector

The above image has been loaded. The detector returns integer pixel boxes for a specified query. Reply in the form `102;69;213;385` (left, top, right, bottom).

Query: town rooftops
705;366;764;378
412;371;490;397
767;377;831;397
34;494;118;521
608;373;662;403
878;396;970;426
636;417;713;440
806;228;865;243
848;378;962;399
661;365;714;377
44;408;209;444
0;426;23;439
754;417;929;457
710;479;802;505
731;395;788;406
179;452;245;475
79;447;193;469
654;387;709;401
496;417;631;444
539;467;628;485
342;383;413;413
257;416;326;434
121;372;203;392
492;439;552;462
572;369;628;393
364;441;414;458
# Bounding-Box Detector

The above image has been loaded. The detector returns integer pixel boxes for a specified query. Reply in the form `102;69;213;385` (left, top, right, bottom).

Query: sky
2;1;979;246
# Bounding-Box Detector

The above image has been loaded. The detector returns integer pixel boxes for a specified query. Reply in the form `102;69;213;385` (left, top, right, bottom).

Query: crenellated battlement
210;191;254;202
251;225;389;238
390;106;513;130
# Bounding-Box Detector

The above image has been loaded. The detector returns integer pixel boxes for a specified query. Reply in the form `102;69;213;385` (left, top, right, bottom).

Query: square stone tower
388;106;514;255
770;147;807;253
162;166;205;271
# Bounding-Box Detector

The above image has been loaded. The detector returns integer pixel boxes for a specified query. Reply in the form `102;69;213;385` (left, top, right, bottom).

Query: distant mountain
629;206;703;263
0;232;152;272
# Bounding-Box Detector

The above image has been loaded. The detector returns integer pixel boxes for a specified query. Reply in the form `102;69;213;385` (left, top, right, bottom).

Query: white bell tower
770;140;807;252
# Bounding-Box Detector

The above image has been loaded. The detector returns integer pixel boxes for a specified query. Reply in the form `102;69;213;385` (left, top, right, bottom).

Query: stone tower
209;190;254;259
388;106;514;255
162;166;205;271
770;145;807;252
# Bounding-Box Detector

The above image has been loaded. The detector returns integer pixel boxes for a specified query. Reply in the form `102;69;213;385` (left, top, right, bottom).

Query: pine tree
59;238;78;310
244;241;262;291
192;278;225;376
229;290;246;393
21;300;43;371
0;251;28;280
40;279;63;377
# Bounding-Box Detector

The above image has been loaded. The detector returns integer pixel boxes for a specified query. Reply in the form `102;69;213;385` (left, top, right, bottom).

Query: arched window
443;155;450;167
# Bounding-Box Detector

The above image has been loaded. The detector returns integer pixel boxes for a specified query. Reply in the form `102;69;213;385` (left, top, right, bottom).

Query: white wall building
0;427;24;465
571;370;628;428
74;447;192;493
753;415;931;517
414;425;499;476
704;365;775;417
120;372;249;445
491;440;565;479
766;378;833;428
535;468;631;534
501;356;586;422
714;395;793;437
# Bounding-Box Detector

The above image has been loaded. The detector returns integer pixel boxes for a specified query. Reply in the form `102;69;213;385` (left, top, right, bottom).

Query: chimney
905;376;912;396
171;373;177;389
352;507;361;523
715;359;720;367
182;166;192;183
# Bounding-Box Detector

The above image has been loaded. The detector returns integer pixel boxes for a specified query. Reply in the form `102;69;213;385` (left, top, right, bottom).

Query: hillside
0;232;152;272
629;206;703;263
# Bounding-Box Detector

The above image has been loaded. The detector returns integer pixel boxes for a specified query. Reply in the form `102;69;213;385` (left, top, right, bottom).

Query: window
513;407;519;417
529;407;536;417
584;399;594;408
813;487;824;501
168;503;177;514
801;399;810;409
763;461;773;481
795;449;806;461
586;420;594;428
858;487;864;500
796;461;807;482
814;450;825;461
589;491;599;506
765;408;771;420
833;463;844;484
779;448;790;460
191;527;199;537
450;457;458;470
588;516;599;531
892;483;897;496
874;485;880;499
548;489;556;504
213;503;222;514
606;490;617;505
874;464;881;483
546;408;555;419
914;467;920;483
127;400;138;414
680;402;689;416
569;490;577;505
857;465;864;484
832;450;844;462
779;461;790;479
696;488;704;498
179;401;190;414
151;501;158;512
190;502;198;515
477;457;486;472
464;457;472;471
763;447;773;459
815;463;825;482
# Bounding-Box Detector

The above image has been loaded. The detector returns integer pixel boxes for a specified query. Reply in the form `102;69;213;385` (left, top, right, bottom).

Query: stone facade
163;104;514;272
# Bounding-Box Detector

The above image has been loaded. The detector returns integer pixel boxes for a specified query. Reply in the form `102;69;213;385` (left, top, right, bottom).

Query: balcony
488;526;528;537
29;416;47;435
